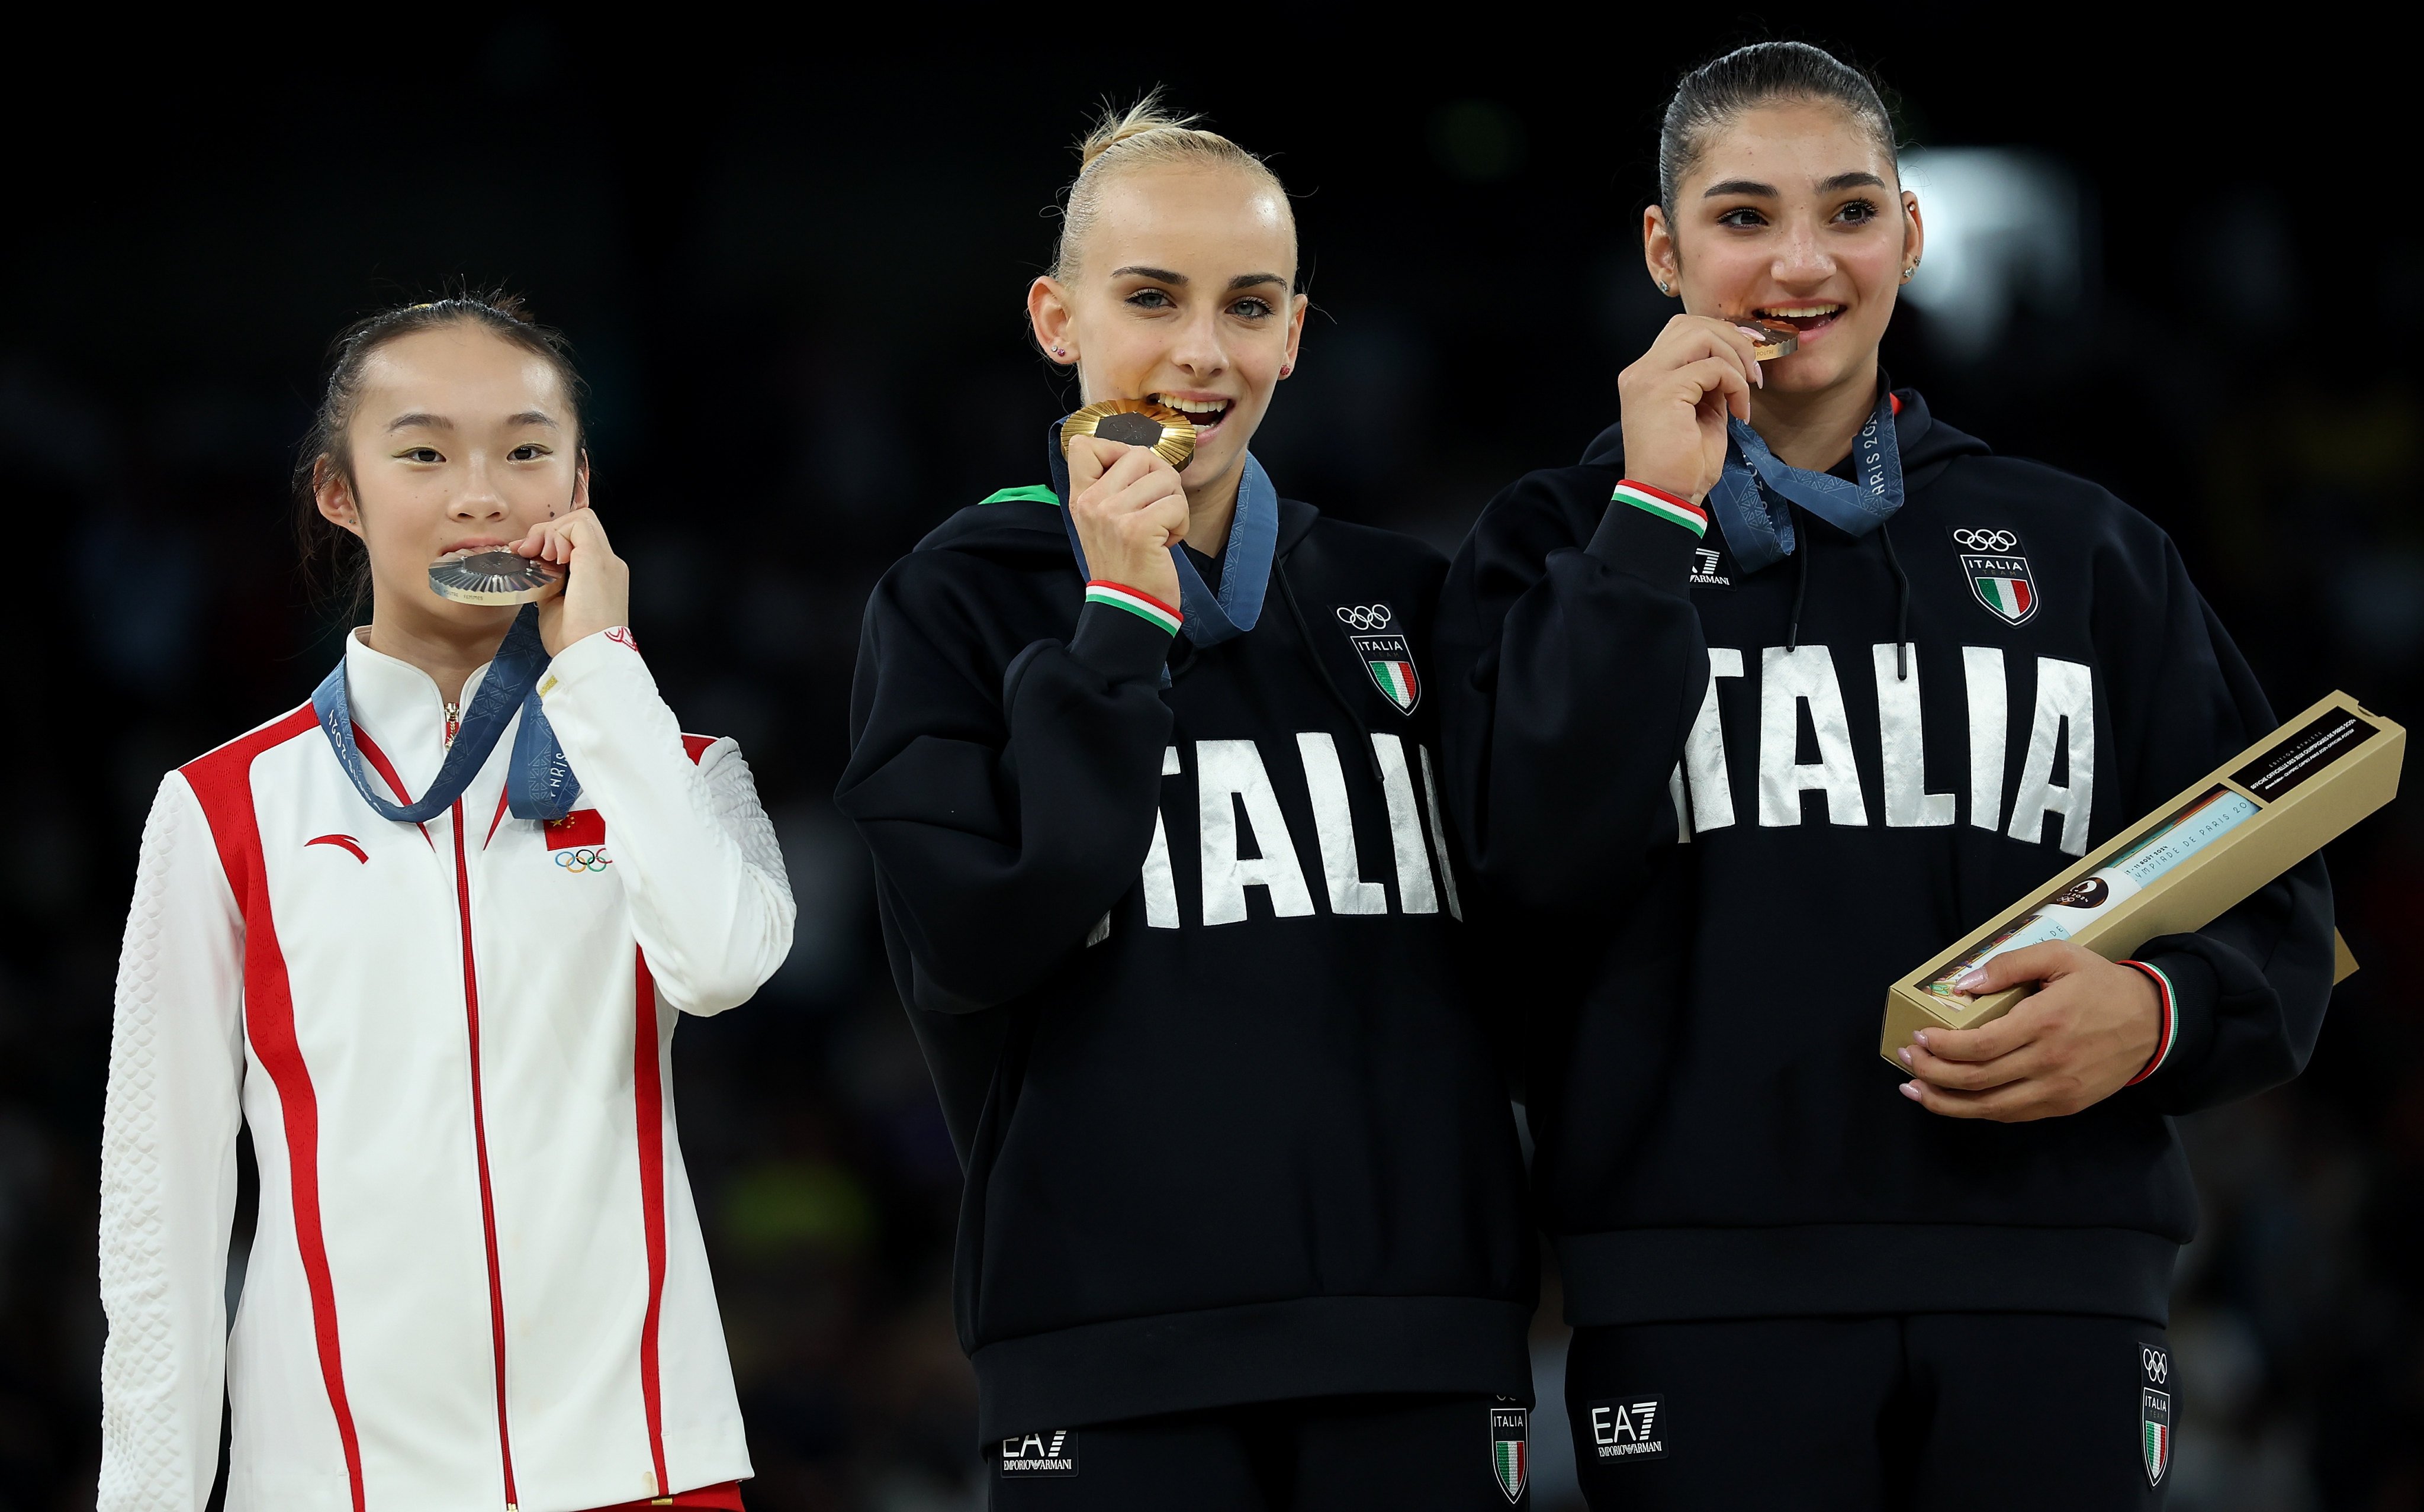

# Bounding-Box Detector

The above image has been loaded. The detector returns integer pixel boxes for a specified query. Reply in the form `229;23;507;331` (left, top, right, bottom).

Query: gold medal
427;547;565;606
1059;398;1196;470
1733;317;1801;362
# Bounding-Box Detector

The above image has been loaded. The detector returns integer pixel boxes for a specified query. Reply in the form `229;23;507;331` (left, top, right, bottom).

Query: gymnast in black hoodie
838;96;1534;1511
1439;43;2333;1512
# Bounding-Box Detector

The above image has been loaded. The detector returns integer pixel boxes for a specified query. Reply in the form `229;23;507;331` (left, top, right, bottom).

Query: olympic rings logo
553;848;612;873
1335;604;1394;630
1953;529;2020;552
2142;1347;2168;1383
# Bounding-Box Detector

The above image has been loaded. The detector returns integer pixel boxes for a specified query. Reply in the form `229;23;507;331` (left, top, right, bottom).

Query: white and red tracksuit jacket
98;626;795;1511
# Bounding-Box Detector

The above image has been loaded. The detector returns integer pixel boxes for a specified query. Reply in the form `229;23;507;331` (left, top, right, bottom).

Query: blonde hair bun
1077;91;1207;168
1050;88;1293;280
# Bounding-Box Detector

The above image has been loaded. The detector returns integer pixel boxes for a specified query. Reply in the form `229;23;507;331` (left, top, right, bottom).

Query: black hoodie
1439;389;2335;1330
838;469;1534;1442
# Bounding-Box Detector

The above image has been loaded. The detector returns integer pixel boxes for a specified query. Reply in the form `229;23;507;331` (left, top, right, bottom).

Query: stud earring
1053;345;1068;358
1900;266;1915;282
1657;279;1673;296
1280;362;1293;378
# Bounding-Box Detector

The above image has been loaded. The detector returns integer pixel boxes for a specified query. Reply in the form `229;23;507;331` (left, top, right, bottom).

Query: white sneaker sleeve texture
98;773;248;1512
539;630;797;1014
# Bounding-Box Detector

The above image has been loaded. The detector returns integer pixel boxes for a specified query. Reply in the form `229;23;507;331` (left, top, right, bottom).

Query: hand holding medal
512;503;630;655
427;501;630;656
1062;399;1194;612
1615;314;1777;504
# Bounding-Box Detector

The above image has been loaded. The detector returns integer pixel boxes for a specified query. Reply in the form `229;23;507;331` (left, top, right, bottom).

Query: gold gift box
1880;692;2404;1066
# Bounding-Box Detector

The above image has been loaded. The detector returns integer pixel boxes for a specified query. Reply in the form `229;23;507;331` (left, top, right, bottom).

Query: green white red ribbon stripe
2118;960;2177;1084
1085;581;1183;635
1613;480;1708;538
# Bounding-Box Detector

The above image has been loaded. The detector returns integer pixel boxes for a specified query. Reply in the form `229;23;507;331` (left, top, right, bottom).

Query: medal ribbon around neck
312;603;580;824
1046;417;1279;648
1705;382;1903;574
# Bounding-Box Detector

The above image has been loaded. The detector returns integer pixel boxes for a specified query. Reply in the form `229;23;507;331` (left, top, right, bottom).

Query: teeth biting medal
1059;398;1197;469
427;546;566;605
1733;316;1801;361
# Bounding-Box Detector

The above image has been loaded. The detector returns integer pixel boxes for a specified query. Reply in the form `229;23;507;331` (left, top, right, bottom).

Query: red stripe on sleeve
634;950;672;1501
182;709;370;1512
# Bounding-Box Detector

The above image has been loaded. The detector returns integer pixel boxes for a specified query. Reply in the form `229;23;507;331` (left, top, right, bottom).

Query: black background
4;17;2417;1510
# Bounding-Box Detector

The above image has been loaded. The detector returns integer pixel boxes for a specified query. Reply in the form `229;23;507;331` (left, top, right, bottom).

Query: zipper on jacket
445;701;461;747
452;795;520;1509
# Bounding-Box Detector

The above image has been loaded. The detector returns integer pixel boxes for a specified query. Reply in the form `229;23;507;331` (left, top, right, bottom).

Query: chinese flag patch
545;809;606;850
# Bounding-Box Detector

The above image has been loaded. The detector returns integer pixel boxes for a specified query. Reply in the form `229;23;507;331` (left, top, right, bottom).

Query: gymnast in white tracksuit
97;295;794;1512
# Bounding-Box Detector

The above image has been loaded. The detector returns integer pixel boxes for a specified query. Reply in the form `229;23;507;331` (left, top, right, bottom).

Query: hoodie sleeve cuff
537;624;650;701
1588;480;1706;593
2119;953;2217;1088
1068;591;1176;684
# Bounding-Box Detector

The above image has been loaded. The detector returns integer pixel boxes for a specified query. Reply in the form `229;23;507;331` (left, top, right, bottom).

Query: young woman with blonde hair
841;98;1535;1510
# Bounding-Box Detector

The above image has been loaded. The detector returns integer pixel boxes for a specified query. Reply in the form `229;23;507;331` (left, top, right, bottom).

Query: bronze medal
1734;317;1801;362
427;547;565;606
1059;398;1197;470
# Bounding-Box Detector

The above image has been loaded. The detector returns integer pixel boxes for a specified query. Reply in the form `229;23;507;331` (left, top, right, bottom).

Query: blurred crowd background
2;20;2415;1511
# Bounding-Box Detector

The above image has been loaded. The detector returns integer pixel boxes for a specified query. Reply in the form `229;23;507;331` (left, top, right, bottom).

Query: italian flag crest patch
2142;1388;2171;1486
1336;603;1420;714
1490;1407;1528;1503
1953;526;2039;626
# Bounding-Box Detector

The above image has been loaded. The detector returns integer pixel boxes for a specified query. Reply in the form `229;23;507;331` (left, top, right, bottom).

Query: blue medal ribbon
1705;384;1902;574
1046;419;1278;648
311;604;579;823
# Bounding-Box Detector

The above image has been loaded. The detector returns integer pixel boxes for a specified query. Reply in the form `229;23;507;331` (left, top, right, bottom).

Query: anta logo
304;834;368;863
1586;1395;1665;1462
546;810;611;870
1336;604;1419;715
1086;734;1461;945
1679;645;2099;857
999;1430;1078;1478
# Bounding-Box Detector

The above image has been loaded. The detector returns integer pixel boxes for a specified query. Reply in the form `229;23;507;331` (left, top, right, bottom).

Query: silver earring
1657;279;1673;296
1901;266;1915;282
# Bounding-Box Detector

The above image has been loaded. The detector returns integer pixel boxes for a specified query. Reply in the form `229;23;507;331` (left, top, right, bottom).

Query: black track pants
1565;1314;2174;1511
987;1394;1533;1511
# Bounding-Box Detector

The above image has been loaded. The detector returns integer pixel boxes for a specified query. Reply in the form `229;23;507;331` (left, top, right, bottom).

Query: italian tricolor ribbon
1085;581;1183;636
2118;960;2177;1085
1613;480;1708;538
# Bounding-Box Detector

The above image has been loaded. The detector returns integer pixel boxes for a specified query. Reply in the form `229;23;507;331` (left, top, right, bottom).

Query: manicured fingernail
1955;970;1988;991
1896;1045;1913;1066
1911;1030;1930;1048
1899;1081;1924;1101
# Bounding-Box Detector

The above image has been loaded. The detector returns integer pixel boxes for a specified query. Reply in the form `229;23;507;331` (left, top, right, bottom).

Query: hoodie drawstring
1275;554;1385;781
1786;527;1811;653
1879;520;1912;680
1780;513;1911;679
